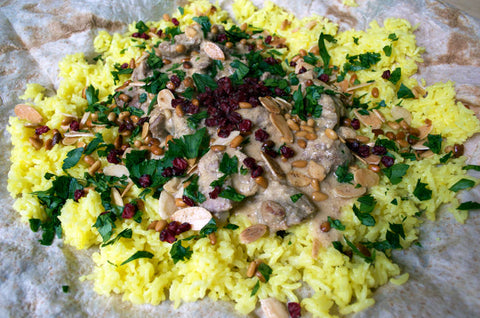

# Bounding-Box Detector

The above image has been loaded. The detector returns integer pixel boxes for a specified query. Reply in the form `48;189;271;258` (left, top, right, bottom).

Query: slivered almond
158;190;176;219
103;164;130;179
345;81;375;92
62;137;78;145
391;106;412;125
412;141;430;151
260;298;289;318
307;161;326;181
417;124;433;140
14;104;43;124
63;132;94;138
202;41;225;60
354;168;379;187
171;207;212;231
80;111;90;127
287;170;311;187
239;224;267;244
353;109;383;129
365;154;381;165
259;96;280;113
274;97;292;112
333;184;366;198
270;113;293;143
121;181;134;197
261;152;285;179
111;188;124;207
372;109;385;123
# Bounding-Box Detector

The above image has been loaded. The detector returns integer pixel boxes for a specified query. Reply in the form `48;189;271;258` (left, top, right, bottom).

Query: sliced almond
185;26;198;38
420;150;434;158
307;161;326;181
353;109;383;129
354;168;379;188
260;298;289;318
80;111;90;127
170;207;213;231
286;170;311;187
259;96;281;113
412;141;430;151
62;137;79;145
391;106;412;125
239;224;268;244
261;152;285;180
111;188;124;207
345;81;375;92
158;190;176;220
14;104;43;124
163;177;181;194
274;97;292;112
63;132;95;138
103;164;130;178
333;184;366;198
121;181;134;197
202;41;225;60
270;113;293;143
365;154;381;165
417;124;433;140
157;89;175;108
372;109;385;123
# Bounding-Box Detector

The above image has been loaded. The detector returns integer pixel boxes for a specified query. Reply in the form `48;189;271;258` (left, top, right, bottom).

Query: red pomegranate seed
350;118;360;130
287;302;301;318
382;70;391;80
319;73;329;82
251;166;264;178
160;229;176;243
243;157;257;169
265;35;272;44
70;120;80;131
255;129;269;142
73;189;85;202
239;119;252;133
171;18;179;26
122;203;136;219
172;157;188;170
35;125;50;135
139;174;152;188
280;145;294;159
381;155;395;167
182;195;195;207
209;186;221;199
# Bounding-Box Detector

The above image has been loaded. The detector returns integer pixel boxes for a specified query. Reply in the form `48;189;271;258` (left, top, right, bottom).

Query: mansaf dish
7;0;480;317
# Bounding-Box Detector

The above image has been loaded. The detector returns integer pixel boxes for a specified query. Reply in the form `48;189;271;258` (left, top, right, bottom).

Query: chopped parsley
463;164;480;171
383;44;392;57
397;83;415;99
135;21;149;34
413;179;432;201
120;250;154;266
192;16;211;37
388;67;401;84
219;153;239;176
183;174;206;204
290;193;303;203
192;73;218;92
440;152;453;163
111;64;133;84
186;111;208;129
423;134;442;154
62;147;84;171
328;216;345;231
335;164;354;184
101;228;133;247
458;201;480;210
318;33;336;68
449;178;475;192
382;163;409;185
219;186;246;202
224;223;239;230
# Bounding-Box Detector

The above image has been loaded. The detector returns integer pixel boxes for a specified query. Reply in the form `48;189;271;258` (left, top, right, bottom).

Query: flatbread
0;1;479;317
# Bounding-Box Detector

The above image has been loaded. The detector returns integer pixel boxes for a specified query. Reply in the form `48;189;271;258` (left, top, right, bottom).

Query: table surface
443;0;480;19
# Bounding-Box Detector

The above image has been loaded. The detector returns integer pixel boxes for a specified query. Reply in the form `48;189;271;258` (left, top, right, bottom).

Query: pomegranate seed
172;157;188;170
209;186;221;199
162;167;173;177
357;145;370;158
265;35;272;44
172;167;185;176
107;149;120;164
372;145;387;155
298;66;307;74
287;302;301;318
243;157;257;169
346;139;360;152
70;120;80;131
171;18;179;26
73;189;85;202
121;63;129;69
160;229;176;243
382;70;391;80
35;125;50;135
167;221;180;232
350;118;360;130
216;33;227;43
171;75;181;87
157;29;163;37
381;155;395;167
255;129;269;142
122;203;136;219
251;166;264;178
176;222;191;234
138;174;152;188
290;61;297;67
239;119;252;133
319;73;329;82
182;195;195;207
280;146;294;159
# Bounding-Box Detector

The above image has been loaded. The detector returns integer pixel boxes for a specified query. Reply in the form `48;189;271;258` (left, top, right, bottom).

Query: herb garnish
449;178;475;192
192;16;211;37
397;83;415;99
102;228;133;247
413;179;432;201
120;250;154;265
423;134;442;154
328;216;345;231
290;193;303;203
382;163;409;185
335;163;354;184
458;201;480;210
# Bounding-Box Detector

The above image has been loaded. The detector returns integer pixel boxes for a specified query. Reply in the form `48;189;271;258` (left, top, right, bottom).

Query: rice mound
7;0;480;316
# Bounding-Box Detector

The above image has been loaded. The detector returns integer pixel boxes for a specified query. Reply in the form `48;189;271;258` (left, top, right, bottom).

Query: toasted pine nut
287;119;300;131
325;128;338;140
155;220;167;232
387;121;400;130
118;111;130;121
368;164;380;173
371;87;379;98
88;160;101;175
297;139;307;149
163;13;170;21
400;120;410;130
45;138;54;150
120;130;131;137
254;176;268;188
29;136;43;150
81;87;87;99
255;270;266;283
307;118;315;127
299;49;307;56
349;74;357;85
292;160;308;168
175;198;188;207
147;220;158;230
239;102;252;109
151;146;164;156
295;131;307;138
175;105;184;117
306;133;317;140
61;117;73;125
230;135;244;148
118;93;131;103
356;135;370;143
114;135;123;149
84;155;95;165
165;135;173;148
211;145;226;152
139;145;150;151
312;191;328;201
397;139;409;148
129;58;136;69
130;115;139;123
134;140;142;148
208;233;216;245
141;122;150;139
107;112;117;122
311;178;321;191
301;125;314;133
246;261;257;278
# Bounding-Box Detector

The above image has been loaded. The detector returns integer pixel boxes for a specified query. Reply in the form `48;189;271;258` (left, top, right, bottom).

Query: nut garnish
239;224;268;244
333;184;366;198
259;96;281;113
354;168;380;188
270;113;294;143
286;170;311;187
202;41;225;60
14;104;43;124
170;207;213;230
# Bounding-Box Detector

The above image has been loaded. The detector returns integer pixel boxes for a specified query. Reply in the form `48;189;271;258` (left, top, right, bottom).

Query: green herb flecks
290;193;303;203
449;178;475;192
121;250;154;266
413;179;432;201
335;163;354;184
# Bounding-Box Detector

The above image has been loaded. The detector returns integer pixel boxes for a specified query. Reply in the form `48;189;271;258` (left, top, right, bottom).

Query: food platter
1;0;479;317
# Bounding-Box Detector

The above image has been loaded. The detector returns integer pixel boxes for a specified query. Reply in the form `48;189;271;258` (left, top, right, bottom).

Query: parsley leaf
290;193;303;203
257;263;273;282
86;85;99;105
440;151;453;163
458;201;480;210
93;212;117;242
192;73;218;92
230;60;250;80
183;174;206;204
382;163;409;185
224;223;239;230
219;153;239;176
353;204;376;226
318;33;336;68
84;133;104;155
219;186;246;202
413;179;432;201
170;240;193;264
463;164;480;171
146;49;164;69
199;218;217;237
111;64;133;84
62;148;84;171
344;236;375;263
328;216;345;231
423;134;442;154
135;21;149;34
101;228;133;247
250;281;260;297
186;111;208;129
383;44;392;57
397;83;415;99
388;67;401;84
121;250;154;265
389;33;399;41
344;52;381;72
335;164;353;184
375;138;398;152
449;178;475;192
192;16;211;37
